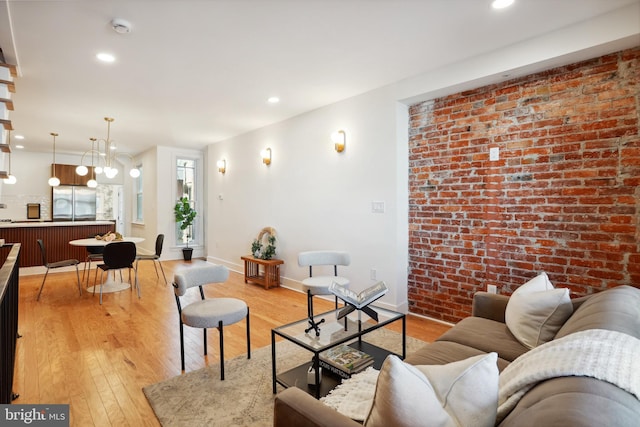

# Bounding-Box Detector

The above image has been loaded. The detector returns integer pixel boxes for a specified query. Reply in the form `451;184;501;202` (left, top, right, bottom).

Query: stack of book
318;344;374;379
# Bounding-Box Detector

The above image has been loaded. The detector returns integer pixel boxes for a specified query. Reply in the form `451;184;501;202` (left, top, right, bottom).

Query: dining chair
82;236;104;286
298;251;350;336
135;234;168;284
173;264;250;380
95;241;139;304
36;238;82;301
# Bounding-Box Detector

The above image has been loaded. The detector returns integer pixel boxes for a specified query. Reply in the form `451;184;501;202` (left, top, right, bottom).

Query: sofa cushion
437;317;529;362
498;376;640;427
405;341;511;372
555;285;640;340
364;353;499;427
504;272;573;349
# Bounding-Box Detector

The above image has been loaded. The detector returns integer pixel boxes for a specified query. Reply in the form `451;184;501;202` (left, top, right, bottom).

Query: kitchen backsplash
0;194;51;221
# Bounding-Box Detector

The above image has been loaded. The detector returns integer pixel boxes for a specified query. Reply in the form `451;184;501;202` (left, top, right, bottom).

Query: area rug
143;328;428;427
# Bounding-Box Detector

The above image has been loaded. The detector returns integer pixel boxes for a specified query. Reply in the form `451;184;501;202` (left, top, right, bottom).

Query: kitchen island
0;221;115;267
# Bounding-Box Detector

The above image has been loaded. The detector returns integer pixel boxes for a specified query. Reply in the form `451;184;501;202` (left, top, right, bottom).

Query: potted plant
174;196;197;261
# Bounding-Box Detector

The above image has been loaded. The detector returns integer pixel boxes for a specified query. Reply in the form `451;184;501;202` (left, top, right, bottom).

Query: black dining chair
135;234;168;284
95;241;139;304
36;238;82;301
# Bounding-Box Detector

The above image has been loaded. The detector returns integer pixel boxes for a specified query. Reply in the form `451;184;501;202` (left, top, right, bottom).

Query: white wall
207;86;410;310
205;5;640;312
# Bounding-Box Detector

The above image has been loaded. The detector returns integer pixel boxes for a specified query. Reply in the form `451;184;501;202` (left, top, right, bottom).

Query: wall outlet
489;147;499;161
370;269;377;280
487;284;498;294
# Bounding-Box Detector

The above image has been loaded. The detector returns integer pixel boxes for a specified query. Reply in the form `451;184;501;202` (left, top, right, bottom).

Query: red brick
408;47;640;322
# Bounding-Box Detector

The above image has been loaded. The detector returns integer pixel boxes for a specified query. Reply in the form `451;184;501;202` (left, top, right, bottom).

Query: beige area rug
143;327;428;427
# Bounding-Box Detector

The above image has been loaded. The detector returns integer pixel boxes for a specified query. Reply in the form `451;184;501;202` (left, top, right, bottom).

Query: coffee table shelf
272;307;405;399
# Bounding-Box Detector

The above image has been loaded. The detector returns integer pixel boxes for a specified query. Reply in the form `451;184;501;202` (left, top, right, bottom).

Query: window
135;164;143;222
176;158;197;245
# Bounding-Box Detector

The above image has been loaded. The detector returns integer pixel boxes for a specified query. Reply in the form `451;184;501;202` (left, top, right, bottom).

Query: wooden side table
241;256;284;289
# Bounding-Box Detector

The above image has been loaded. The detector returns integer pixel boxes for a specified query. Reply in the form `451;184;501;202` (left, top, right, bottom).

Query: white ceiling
0;0;638;156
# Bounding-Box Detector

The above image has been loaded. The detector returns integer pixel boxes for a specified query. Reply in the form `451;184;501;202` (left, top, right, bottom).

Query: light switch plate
489;147;499;161
371;201;385;213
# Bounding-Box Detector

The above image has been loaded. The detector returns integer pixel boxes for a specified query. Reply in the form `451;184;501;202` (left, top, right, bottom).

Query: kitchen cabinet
0;221;115;267
52;164;94;186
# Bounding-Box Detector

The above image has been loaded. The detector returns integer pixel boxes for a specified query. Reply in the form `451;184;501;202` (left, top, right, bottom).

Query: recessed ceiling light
96;52;116;63
15;145;24;149
14;134;24;140
492;0;514;9
267;96;280;104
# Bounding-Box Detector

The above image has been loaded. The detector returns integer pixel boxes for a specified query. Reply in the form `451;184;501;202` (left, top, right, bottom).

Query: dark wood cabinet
0;222;115;267
51;164;94;186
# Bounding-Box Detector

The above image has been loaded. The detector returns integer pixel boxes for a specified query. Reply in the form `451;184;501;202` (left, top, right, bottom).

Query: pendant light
48;132;60;187
87;137;98;188
3;130;17;184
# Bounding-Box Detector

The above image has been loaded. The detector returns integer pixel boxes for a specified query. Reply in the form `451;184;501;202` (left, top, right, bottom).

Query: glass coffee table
271;306;405;398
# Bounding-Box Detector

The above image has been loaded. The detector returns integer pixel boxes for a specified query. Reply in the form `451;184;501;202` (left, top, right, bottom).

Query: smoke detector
111;18;132;34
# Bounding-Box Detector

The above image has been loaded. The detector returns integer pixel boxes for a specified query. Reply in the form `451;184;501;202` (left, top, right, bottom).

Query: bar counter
0;221;115;267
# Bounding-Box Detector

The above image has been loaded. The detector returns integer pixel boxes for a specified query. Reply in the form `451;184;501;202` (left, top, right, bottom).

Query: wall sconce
331;130;346;153
261;147;272;165
217;159;226;174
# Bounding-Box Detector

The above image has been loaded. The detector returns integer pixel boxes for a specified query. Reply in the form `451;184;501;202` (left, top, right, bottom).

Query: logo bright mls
1;405;69;426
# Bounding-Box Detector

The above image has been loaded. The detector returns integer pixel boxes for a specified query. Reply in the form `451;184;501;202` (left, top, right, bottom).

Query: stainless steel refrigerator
52;186;97;221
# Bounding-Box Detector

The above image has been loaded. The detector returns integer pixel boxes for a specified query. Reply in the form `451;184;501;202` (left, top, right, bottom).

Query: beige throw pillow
364;353;499;427
505;272;573;349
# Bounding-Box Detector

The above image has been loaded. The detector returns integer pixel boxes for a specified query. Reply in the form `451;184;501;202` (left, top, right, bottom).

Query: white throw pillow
505;272;573;349
364;353;499;427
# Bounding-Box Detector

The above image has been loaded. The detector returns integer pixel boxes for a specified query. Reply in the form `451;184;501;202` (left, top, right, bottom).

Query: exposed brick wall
408;47;640;323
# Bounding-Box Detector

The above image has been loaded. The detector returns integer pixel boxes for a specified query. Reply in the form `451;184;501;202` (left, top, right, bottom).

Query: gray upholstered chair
297;251;350;336
36;238;82;301
173;265;250;380
135;233;168;284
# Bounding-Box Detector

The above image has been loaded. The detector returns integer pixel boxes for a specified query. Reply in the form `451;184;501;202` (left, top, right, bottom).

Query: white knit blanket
497;329;640;422
320;367;379;421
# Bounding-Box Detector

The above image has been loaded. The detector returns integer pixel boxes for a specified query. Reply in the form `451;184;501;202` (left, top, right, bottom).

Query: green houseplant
174;196;197;260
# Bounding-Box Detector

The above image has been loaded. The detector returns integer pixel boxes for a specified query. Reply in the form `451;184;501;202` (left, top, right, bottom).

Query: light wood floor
13;259;450;426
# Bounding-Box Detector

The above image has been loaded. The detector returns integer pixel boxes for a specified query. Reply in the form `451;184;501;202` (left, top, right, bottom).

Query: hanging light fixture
2;130;16;184
87;138;98;188
102;117;118;178
76;117;140;179
48;132;60;187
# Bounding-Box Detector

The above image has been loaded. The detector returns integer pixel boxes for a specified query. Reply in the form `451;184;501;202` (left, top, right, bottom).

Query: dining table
69;236;145;294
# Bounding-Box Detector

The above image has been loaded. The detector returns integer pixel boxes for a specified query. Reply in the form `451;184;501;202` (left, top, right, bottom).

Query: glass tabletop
273;306;404;352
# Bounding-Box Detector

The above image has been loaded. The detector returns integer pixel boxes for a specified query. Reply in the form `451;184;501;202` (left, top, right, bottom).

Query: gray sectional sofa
274;285;640;426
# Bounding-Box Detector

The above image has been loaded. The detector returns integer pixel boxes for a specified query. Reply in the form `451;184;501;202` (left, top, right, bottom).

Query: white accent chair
298;251;350;336
173;265;250;380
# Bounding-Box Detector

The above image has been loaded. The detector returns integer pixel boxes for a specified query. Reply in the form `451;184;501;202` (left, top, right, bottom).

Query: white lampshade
87;179;98;188
129;168;140;178
3;174;16;184
48;176;60;187
105;167;118;179
76;165;88;176
95;166;103;174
